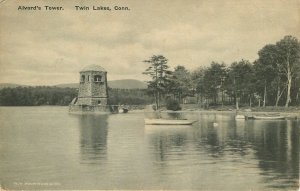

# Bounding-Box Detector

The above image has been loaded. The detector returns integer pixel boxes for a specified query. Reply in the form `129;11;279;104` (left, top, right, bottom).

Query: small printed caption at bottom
14;182;61;186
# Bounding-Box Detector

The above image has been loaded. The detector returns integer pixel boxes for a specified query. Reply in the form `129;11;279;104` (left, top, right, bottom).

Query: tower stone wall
75;65;108;106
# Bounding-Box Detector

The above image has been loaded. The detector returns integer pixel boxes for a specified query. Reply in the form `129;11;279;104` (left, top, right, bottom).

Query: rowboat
144;118;196;125
253;115;285;120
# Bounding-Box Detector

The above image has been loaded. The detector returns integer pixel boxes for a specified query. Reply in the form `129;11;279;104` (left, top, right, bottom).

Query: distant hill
108;79;147;89
0;83;28;89
0;79;147;90
55;79;147;89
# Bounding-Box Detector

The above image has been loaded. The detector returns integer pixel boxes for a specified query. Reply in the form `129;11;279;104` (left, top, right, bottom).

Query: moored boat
253;115;285;120
144;118;196;125
118;108;128;113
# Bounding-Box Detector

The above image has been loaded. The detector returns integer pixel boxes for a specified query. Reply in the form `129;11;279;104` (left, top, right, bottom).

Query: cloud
140;24;216;51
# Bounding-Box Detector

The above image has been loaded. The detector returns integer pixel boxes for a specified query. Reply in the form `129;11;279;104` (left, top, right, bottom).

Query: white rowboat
253;115;285;120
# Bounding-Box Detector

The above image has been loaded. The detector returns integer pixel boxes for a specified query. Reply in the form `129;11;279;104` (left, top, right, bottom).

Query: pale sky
0;0;299;85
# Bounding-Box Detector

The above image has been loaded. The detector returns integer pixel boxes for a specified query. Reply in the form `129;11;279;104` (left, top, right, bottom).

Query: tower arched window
80;75;85;83
94;75;102;82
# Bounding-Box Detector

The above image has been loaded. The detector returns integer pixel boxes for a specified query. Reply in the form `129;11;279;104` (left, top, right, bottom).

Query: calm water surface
0;107;299;190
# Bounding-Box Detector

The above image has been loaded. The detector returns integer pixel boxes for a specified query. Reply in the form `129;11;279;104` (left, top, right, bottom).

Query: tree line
0;87;77;106
143;35;300;109
0;86;153;106
107;88;153;105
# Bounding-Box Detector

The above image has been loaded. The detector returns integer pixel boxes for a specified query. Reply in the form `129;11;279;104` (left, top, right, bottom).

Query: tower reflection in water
78;114;109;164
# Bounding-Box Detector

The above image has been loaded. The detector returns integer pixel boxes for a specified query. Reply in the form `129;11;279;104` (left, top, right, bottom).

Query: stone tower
76;64;108;106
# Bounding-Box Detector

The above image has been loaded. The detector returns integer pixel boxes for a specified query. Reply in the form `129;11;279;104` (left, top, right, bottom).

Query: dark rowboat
144;118;196;125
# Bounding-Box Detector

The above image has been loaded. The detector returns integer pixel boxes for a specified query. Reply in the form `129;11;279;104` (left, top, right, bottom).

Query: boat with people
144;118;196;125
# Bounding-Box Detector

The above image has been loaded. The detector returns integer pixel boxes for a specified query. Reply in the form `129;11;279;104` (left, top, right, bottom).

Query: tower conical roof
81;64;106;72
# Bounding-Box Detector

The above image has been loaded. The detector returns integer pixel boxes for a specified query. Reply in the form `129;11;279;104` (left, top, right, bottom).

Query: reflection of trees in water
78;114;108;164
146;114;299;189
195;117;299;189
201;126;226;157
192;115;253;158
251;120;299;190
147;128;188;162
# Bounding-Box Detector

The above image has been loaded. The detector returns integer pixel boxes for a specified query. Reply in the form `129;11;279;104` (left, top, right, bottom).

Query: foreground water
0;107;299;190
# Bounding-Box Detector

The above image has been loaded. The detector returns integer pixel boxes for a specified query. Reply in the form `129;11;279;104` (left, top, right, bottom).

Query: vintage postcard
0;0;299;190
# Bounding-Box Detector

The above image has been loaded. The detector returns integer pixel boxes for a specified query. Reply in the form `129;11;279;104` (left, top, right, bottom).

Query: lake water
0;107;299;190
